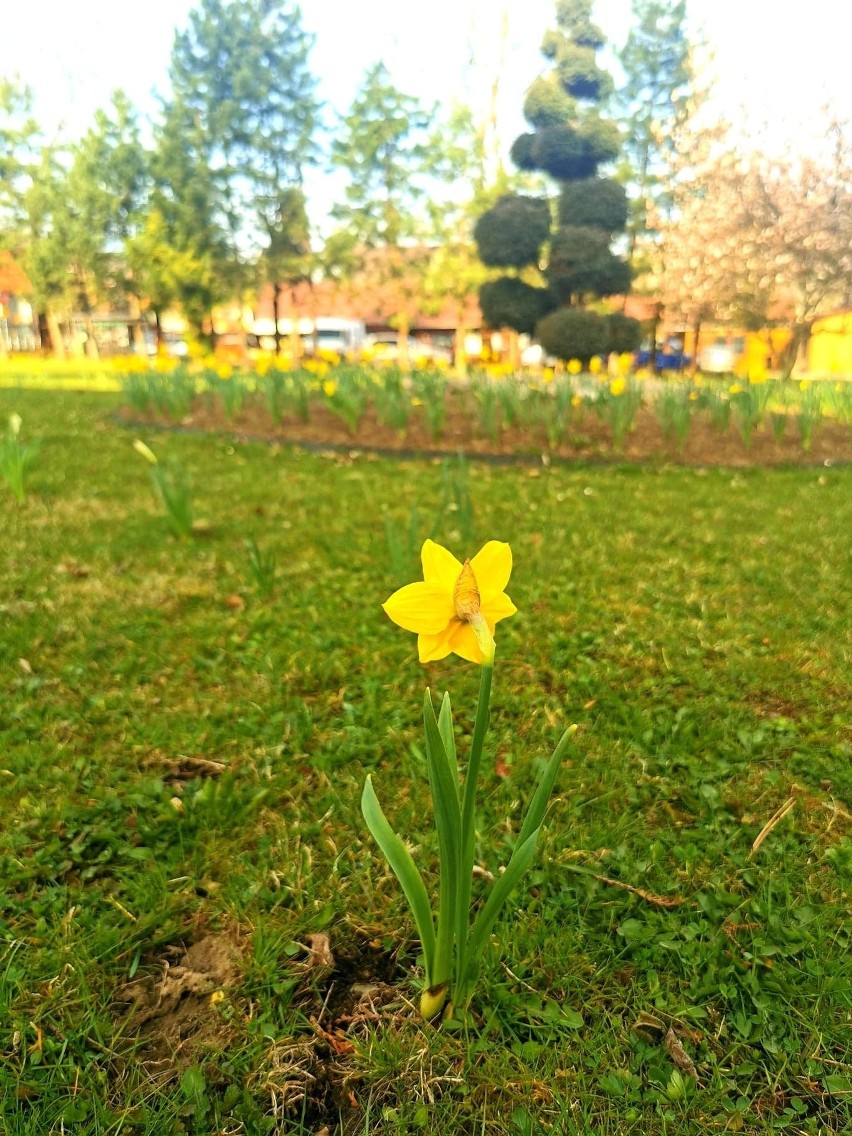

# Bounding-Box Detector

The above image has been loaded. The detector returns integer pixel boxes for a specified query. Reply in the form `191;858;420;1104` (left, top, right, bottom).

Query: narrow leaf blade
462;829;540;998
517;724;576;848
361;776;436;980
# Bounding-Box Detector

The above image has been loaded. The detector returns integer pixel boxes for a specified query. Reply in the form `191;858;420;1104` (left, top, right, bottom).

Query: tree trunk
690;317;702;376
287;290;302;364
84;314;100;360
649;307;661;375
48;311;67;359
781;322;810;381
507;329;520;372
129;296;146;355
272;281;282;356
453;324;468;380
396;312;410;371
154;309;164;351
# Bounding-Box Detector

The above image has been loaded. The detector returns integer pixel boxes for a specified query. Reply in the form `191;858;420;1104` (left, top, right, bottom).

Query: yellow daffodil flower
610;377;626;396
383;539;517;665
567;359;582;375
588;356;602;375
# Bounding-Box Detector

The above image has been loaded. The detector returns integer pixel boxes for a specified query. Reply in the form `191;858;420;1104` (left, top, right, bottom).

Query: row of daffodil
116;359;850;455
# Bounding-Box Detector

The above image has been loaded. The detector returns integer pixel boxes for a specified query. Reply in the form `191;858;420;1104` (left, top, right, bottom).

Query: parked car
365;334;452;364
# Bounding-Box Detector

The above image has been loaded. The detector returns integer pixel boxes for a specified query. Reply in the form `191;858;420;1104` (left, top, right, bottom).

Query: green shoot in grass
245;538;277;598
0;413;38;503
133;438;195;538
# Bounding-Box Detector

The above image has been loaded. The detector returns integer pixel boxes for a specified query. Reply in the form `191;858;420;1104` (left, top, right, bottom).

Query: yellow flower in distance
383;539;517;665
609;376;626;396
567;358;582;375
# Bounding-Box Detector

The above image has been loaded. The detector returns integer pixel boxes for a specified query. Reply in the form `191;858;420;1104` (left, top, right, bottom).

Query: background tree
474;0;639;362
421;103;524;376
0;79;39;356
659;113;852;375
69;93;149;350
329;62;434;367
616;0;692;268
0;79;39;251
258;186;311;357
131;97;228;345
166;0;320;341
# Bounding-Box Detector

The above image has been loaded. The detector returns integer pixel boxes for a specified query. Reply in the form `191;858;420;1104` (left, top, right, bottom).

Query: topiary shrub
523;76;575;128
556;44;613;101
537;307;609;363
474;195;552;268
557;177;628;232
480;277;555;335
509;133;539;172
606;312;642;354
577;114;621;166
531;125;597;180
548;227;632;299
555;0;605;49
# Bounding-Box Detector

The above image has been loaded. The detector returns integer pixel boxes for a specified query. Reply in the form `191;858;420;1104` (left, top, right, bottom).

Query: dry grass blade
306;932;335;970
584;871;685;907
751;797;796;855
664;1027;700;1082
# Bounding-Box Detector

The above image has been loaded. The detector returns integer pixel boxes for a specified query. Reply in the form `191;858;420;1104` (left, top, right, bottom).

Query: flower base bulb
420;983;448;1019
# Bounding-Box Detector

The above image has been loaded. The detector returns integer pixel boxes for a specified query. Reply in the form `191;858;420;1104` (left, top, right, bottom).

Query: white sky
2;0;849;226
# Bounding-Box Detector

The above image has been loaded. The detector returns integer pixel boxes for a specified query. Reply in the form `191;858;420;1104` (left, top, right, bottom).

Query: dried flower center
453;559;481;621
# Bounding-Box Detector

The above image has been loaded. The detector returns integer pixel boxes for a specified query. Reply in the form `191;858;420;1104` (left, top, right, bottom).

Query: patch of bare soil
118;390;851;467
116;935;241;1077
115;929;409;1130
257;936;409;1130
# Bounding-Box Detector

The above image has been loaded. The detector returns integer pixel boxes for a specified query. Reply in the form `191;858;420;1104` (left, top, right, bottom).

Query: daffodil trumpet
362;540;576;1020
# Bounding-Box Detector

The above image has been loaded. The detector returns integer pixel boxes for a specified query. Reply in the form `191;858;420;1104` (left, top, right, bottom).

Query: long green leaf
361;775;436;983
454;662;493;1000
437;692;458;795
460;828;540;1006
423;691;462;989
516;724;576;848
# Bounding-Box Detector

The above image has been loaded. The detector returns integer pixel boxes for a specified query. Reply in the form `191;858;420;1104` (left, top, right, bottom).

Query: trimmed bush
548;227;632;299
537;307;610;362
557;177;628;232
523;76;575;129
531;125;597;180
480;278;555;335
474;195;552;269
607;312;642;354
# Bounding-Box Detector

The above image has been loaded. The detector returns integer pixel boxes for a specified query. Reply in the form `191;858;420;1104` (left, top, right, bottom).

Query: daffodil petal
470;541;512;601
421;539;463;591
483;591;517;624
417;623;456;663
448;621;485;664
383;582;454;635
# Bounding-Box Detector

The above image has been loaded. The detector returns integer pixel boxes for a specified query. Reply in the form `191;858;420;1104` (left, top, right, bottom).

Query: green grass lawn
1;389;850;1135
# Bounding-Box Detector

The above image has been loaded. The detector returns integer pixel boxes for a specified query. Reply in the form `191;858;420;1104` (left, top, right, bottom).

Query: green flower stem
453;659;493;1010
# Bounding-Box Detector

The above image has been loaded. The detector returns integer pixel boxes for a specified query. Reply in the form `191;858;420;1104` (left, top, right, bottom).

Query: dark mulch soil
118;389;851;467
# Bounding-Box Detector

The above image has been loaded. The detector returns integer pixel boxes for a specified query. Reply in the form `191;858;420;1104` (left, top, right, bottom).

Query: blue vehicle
635;339;691;372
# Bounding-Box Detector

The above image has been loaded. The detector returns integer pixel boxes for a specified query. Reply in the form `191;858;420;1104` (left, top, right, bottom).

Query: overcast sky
3;0;848;225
